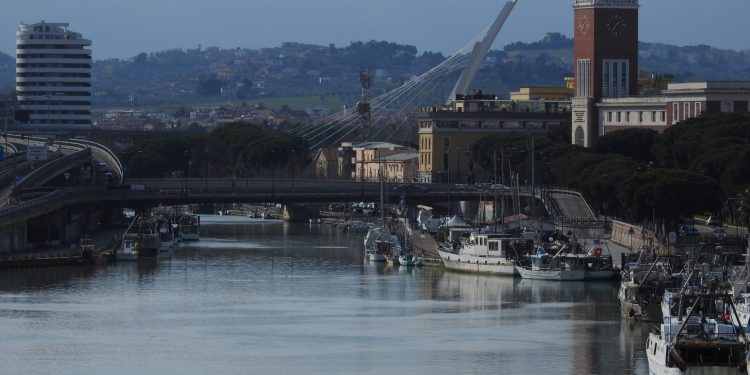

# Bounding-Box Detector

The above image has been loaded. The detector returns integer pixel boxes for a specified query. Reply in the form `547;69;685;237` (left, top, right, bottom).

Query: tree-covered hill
1;33;749;108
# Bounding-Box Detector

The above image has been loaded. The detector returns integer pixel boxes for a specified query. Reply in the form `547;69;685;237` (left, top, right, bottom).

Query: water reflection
0;220;649;375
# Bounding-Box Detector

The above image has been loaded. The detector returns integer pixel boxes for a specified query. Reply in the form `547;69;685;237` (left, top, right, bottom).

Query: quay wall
610;220;646;251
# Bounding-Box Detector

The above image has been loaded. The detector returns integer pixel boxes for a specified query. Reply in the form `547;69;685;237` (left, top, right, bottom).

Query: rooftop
378;153;418;162
354;141;408;150
573;0;639;8
666;81;750;91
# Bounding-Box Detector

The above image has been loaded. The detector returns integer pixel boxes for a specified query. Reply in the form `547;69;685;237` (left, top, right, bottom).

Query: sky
1;0;748;60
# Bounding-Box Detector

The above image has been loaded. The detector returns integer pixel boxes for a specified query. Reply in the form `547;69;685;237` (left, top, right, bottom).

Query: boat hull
585;270;615;280
516;266;586;281
116;252;138;262
182;234;199;241
646;333;744;375
367;253;386;262
437;249;517;276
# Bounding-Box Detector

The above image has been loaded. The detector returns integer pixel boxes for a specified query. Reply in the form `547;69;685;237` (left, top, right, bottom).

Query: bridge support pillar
282;204;317;223
0;221;27;254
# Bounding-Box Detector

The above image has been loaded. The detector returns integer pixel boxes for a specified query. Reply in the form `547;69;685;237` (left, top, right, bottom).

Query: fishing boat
156;217;177;258
583;243;616;280
646;288;747;374
116;237;139;261
179;214;200;241
619;252;676;321
437;231;532;276
516;248;587;281
364;225;402;262
398;254;422;267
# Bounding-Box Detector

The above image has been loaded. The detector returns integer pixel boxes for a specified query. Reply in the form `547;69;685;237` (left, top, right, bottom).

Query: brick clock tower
571;0;639;147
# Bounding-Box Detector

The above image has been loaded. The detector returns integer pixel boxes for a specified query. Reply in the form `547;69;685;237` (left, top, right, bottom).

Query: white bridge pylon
448;0;518;103
290;0;520;147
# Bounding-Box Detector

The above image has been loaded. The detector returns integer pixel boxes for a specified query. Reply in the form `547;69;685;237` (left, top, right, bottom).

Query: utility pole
493;150;498;224
531;135;536;214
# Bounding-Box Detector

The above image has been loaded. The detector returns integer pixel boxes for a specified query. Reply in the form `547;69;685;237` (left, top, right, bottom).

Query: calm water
0;216;650;375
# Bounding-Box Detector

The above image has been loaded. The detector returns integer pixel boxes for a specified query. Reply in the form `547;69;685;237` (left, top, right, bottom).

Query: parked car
679;224;700;236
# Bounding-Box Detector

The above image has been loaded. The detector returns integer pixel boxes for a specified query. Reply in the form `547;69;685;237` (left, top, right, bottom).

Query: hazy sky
2;0;748;60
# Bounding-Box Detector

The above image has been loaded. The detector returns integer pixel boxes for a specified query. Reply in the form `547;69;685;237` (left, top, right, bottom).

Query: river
0;215;650;374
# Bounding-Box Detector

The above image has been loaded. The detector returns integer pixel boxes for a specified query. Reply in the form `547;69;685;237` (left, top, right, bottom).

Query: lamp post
270;150;276;198
203;146;209;190
183;150;190;194
205;162;210;190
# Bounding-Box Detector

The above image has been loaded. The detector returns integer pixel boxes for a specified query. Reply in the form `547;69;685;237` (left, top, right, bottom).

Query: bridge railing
64;138;123;183
5;133;124;184
13;149;90;194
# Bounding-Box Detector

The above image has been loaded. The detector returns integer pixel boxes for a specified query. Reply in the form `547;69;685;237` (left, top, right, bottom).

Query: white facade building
16;21;92;129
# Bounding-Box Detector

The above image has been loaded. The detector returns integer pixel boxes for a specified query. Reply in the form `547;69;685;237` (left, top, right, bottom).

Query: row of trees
121;122;310;179
472;113;750;225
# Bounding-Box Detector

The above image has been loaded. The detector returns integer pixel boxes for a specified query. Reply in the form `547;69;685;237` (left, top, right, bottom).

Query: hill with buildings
0;34;749;108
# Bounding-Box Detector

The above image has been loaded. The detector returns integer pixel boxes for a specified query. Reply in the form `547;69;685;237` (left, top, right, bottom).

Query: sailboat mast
380;154;385;225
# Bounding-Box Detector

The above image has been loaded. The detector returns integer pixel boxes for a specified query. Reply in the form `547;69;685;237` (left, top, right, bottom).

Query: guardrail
13;149;90;193
66;138;123;182
4;134;124;183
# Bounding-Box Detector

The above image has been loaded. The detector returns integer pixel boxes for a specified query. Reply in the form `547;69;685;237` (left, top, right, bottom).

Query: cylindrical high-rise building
16;21;92;129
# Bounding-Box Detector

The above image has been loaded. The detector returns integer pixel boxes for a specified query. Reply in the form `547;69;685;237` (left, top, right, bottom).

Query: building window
721;101;734;113
639;112;643;123
607;111;612;122
617;112;621;122
684;102;690;120
576;59;590;97
602;59;629;98
695;102;702;117
626;112;631;123
661;111;666;122
673;103;679;124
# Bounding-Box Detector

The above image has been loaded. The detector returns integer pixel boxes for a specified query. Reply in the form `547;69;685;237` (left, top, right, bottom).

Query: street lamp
270;149;276;198
183;150;190;194
205;162;210;190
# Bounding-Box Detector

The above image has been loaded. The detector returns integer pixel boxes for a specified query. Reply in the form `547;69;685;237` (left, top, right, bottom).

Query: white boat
437;231;531;276
516;249;587;281
646;289;747;374
619;253;675;321
116;237;139;261
180;214;200;241
364;225;401;263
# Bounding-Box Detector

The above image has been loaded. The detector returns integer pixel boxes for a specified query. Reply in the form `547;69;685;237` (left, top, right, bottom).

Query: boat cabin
461;233;531;259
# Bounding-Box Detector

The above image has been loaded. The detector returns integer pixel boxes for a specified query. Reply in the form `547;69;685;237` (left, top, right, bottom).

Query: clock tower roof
574;0;638;8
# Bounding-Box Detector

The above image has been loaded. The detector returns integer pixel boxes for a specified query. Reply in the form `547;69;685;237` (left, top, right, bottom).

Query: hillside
1;33;749;108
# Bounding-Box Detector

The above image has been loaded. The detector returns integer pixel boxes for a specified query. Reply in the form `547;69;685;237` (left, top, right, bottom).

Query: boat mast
380;153;385;227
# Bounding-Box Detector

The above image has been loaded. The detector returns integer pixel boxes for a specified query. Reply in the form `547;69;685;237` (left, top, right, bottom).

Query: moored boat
364;225;402;263
179;214;200;241
116;237;139;261
437;231;532;276
646;289;747;374
516;251;587;281
398;254;422;267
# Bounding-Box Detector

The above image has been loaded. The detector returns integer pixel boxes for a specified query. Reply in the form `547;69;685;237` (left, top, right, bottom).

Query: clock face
606;14;627;36
578;15;590;35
